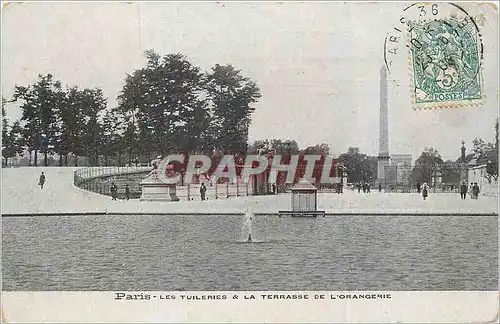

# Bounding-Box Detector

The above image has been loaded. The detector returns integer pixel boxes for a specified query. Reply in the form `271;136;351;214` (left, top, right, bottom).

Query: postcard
1;1;498;323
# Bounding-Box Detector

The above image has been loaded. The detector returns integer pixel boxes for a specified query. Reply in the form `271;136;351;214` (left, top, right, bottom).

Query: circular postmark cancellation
384;3;485;109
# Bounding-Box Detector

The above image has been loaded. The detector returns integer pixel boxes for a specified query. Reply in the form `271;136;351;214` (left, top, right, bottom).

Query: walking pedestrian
125;184;130;201
416;182;421;194
472;182;480;199
468;182;474;199
460;181;468;199
421;182;430;200
378;183;382;192
357;183;361;193
200;183;207;201
110;182;118;200
272;183;276;195
38;172;46;189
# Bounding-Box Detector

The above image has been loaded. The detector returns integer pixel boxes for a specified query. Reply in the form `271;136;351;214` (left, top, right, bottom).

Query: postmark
408;16;483;109
383;3;486;109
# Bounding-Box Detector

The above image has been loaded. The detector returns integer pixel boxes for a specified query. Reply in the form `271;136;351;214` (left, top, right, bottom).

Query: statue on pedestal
147;155;162;180
140;154;179;202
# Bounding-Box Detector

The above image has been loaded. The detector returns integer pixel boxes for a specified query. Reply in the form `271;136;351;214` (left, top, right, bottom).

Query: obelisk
377;65;390;187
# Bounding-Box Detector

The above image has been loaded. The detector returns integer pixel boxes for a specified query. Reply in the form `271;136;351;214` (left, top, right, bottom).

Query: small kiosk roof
291;179;317;191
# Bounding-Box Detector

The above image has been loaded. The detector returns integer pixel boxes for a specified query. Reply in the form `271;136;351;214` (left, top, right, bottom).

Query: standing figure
416;182;421;194
472;182;480;199
125;184;130;201
110;182;118;200
272;183;276;195
357;183;361;193
378;183;382;192
200;183;207;201
367;183;371;193
38;172;46;189
421;182;430;200
460;181;468;199
468;182;474;199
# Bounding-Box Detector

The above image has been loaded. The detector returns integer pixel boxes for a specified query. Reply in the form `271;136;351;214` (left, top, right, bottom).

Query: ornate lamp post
460;141;468;184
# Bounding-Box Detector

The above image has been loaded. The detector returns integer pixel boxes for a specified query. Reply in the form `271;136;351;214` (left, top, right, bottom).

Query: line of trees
1;50;261;167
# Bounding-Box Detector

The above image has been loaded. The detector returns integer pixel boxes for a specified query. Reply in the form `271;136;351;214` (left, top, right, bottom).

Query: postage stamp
408;17;483;109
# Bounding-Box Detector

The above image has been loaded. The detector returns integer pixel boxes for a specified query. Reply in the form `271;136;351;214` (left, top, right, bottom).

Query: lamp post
460;141;468;184
40;133;49;166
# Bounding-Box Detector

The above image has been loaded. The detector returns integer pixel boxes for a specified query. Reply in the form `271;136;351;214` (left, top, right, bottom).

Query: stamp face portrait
408;17;483;108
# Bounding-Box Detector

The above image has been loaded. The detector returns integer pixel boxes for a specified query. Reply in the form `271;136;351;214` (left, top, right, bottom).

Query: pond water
2;215;497;291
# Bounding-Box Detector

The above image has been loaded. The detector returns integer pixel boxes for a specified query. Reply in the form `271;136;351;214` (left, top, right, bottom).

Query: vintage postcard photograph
1;1;499;323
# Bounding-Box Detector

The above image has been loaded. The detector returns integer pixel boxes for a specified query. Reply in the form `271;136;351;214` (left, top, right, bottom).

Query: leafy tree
117;50;205;156
441;160;461;184
118;119;139;165
53;86;72;165
302;143;330;155
205;64;261;154
82;88;107;166
12;74;64;166
410;147;444;185
100;109;120;166
248;139;300;155
337;147;378;183
63;87;107;166
2;99;23;166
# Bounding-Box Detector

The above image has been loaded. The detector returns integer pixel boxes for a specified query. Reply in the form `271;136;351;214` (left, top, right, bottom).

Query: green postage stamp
408;17;483;109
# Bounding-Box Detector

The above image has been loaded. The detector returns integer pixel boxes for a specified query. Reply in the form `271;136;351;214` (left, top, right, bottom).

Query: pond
2;214;497;291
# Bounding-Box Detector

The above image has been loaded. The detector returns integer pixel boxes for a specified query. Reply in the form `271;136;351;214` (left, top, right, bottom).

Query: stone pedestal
140;176;179;202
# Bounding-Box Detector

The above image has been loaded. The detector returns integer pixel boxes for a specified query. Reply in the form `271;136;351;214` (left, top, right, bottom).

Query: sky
1;2;498;161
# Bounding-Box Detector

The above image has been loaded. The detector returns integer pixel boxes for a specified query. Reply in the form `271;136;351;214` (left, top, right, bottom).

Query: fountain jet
244;204;254;243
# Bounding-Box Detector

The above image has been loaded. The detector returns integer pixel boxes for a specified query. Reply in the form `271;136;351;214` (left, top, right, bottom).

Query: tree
441;160;461;184
410;147;444;185
100;109;121;166
118;50;206;157
82;88;107;166
205;64;261;154
53;86;72;166
12;74;64;166
62;87;107;166
337;147;377;183
2;99;23;166
248;139;300;155
302;143;330;155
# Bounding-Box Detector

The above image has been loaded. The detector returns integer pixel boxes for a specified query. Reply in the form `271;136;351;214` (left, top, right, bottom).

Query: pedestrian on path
38;172;46;189
125;184;130;201
468;182;474;199
110;182;118;200
416;182;421;194
421;182;430;200
200;183;207;201
472;182;480;199
460;181;468;199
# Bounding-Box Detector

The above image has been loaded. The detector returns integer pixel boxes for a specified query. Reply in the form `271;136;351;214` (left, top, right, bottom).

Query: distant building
468;163;498;197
